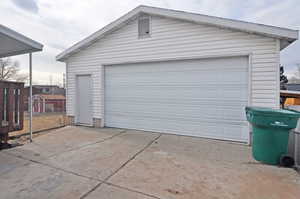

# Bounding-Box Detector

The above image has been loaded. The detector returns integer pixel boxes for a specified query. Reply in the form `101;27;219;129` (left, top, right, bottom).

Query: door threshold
75;123;93;127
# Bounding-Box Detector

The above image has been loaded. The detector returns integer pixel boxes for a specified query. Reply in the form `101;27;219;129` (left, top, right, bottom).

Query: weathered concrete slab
85;183;155;199
149;134;254;163
2;127;300;199
0;162;99;199
5;126;123;161
109;134;300;199
0;152;31;176
46;130;159;180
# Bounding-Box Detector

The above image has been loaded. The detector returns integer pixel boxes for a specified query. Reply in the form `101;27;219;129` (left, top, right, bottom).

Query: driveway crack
104;182;163;199
105;133;161;181
1;129;128;183
3;151;103;182
80;133;162;199
47;129;127;158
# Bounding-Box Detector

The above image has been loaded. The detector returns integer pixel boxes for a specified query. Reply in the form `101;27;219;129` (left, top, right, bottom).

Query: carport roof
0;24;43;58
56;5;299;61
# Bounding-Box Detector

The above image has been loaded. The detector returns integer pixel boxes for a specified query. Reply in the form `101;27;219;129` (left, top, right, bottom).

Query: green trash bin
245;106;300;165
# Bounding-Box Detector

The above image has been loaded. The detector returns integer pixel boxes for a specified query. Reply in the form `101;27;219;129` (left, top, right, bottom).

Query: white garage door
105;57;249;142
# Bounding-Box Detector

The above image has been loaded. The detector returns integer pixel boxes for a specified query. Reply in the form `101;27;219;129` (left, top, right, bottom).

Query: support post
29;53;33;142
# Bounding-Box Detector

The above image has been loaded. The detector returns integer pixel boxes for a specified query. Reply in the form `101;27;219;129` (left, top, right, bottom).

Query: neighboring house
24;85;66;96
32;94;66;113
286;83;300;91
283;84;300;105
56;5;298;143
24;85;66;110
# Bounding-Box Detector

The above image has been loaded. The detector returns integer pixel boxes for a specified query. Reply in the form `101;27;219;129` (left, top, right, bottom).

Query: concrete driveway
1;126;299;199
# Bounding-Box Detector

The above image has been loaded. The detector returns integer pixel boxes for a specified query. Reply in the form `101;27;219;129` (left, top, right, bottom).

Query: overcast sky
1;0;299;85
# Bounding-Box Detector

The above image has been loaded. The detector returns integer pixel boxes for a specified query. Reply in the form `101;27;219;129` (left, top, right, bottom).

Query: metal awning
0;24;43;58
0;24;43;141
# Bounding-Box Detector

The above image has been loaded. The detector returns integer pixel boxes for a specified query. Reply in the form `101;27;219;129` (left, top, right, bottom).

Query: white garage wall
65;15;279;119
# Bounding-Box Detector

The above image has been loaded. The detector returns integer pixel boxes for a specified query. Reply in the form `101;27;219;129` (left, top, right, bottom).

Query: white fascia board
0;24;43;51
141;6;298;41
56;5;298;62
56;7;141;61
0;48;42;59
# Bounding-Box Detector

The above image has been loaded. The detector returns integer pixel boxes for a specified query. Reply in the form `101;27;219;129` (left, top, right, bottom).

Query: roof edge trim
0;24;43;51
56;5;299;61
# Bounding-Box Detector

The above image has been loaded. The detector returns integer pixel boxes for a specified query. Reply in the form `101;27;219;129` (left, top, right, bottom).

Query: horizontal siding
65;15;279;118
105;57;249;141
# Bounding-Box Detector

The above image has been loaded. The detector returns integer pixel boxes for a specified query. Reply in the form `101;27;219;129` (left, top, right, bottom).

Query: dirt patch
10;112;67;137
1;112;67;147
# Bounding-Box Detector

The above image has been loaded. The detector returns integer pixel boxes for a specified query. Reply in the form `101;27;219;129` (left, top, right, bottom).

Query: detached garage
56;5;298;143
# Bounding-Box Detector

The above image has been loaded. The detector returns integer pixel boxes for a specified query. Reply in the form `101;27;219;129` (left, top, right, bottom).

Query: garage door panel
106;101;248;120
105;115;248;142
105;57;249;142
106;113;247;128
105;92;248;101
105;108;247;123
106;73;247;85
105;86;248;100
106;99;248;109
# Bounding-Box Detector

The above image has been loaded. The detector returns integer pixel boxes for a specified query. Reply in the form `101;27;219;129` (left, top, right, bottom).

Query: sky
0;0;299;85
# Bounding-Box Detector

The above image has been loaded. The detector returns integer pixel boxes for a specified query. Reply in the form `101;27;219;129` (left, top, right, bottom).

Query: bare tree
0;58;28;82
280;65;288;89
280;65;289;107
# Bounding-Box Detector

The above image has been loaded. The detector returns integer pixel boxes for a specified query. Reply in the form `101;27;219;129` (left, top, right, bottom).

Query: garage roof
0;24;43;58
56;5;299;61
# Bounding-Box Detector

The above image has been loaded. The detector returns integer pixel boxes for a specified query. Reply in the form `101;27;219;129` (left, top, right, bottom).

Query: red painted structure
33;94;66;113
23;85;66;111
0;81;24;144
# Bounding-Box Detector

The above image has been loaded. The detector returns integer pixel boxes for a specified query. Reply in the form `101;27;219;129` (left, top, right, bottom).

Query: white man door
76;75;92;125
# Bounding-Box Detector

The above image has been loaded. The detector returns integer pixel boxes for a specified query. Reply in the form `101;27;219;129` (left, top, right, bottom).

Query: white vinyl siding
65;15;279;119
